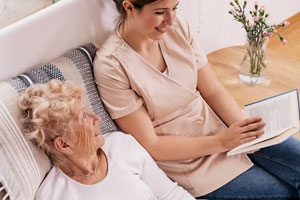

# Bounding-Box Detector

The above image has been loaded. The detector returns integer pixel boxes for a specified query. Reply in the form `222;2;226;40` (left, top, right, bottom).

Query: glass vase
239;38;268;85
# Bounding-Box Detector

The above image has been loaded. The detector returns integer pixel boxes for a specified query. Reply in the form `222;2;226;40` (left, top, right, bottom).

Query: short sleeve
93;53;143;119
175;15;208;70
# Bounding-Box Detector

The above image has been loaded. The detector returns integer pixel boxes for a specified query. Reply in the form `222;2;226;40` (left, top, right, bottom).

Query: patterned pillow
0;44;118;200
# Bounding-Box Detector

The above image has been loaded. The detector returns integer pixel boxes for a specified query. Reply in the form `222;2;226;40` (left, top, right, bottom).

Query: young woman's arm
115;104;264;161
196;63;246;126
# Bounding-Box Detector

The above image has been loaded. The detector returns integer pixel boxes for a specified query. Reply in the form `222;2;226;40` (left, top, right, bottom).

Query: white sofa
0;0;204;199
0;0;207;82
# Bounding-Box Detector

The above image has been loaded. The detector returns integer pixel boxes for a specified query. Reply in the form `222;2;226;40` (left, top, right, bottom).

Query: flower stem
246;38;266;76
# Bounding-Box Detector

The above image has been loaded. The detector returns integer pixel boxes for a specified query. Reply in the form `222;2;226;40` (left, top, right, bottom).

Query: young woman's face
132;0;179;40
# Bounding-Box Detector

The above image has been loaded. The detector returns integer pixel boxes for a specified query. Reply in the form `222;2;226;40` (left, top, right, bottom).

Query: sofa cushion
0;43;118;200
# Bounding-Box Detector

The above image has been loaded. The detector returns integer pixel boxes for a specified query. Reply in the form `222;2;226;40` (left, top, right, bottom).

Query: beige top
94;16;253;196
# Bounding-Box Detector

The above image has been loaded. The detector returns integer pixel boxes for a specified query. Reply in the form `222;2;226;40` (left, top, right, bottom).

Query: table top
207;46;300;108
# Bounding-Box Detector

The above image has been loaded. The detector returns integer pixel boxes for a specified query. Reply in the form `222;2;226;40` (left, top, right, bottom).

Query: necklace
67;157;100;177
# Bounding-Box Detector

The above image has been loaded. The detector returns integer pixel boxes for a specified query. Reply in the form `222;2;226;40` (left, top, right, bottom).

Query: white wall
183;0;300;54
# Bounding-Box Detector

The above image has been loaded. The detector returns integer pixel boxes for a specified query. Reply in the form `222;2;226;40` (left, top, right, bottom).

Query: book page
231;89;300;151
247;96;293;139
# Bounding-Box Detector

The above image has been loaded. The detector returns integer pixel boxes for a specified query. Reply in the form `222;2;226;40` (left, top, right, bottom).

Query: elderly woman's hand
218;117;265;151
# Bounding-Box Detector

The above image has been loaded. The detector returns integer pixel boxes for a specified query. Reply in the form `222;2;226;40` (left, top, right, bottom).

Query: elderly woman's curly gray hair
18;80;96;165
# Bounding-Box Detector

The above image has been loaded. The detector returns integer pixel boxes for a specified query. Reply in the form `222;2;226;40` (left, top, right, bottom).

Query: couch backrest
0;0;203;82
0;0;118;81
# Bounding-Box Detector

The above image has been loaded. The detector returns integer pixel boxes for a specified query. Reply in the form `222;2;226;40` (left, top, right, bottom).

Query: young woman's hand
218;117;265;151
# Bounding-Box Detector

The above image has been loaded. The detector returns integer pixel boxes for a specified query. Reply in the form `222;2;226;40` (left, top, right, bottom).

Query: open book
227;89;300;157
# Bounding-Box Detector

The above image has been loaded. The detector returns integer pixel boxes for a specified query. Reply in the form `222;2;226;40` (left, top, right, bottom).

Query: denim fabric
197;137;300;200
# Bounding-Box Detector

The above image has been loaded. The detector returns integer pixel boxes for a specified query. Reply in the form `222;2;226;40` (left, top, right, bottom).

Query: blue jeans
197;137;300;200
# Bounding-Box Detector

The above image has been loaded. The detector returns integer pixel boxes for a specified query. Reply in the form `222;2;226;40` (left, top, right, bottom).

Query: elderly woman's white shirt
35;132;194;200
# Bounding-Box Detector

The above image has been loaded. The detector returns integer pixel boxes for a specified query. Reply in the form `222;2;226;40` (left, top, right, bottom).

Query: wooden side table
208;46;300;138
208;46;300;107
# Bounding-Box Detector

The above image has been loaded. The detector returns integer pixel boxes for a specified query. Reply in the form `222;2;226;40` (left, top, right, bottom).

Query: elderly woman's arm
127;135;195;200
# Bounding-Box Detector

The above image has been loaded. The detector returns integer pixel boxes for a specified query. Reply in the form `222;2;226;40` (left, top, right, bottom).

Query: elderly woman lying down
18;79;195;200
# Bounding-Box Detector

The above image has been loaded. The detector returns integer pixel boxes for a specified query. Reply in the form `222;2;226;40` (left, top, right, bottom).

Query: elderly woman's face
72;109;105;156
131;0;179;40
